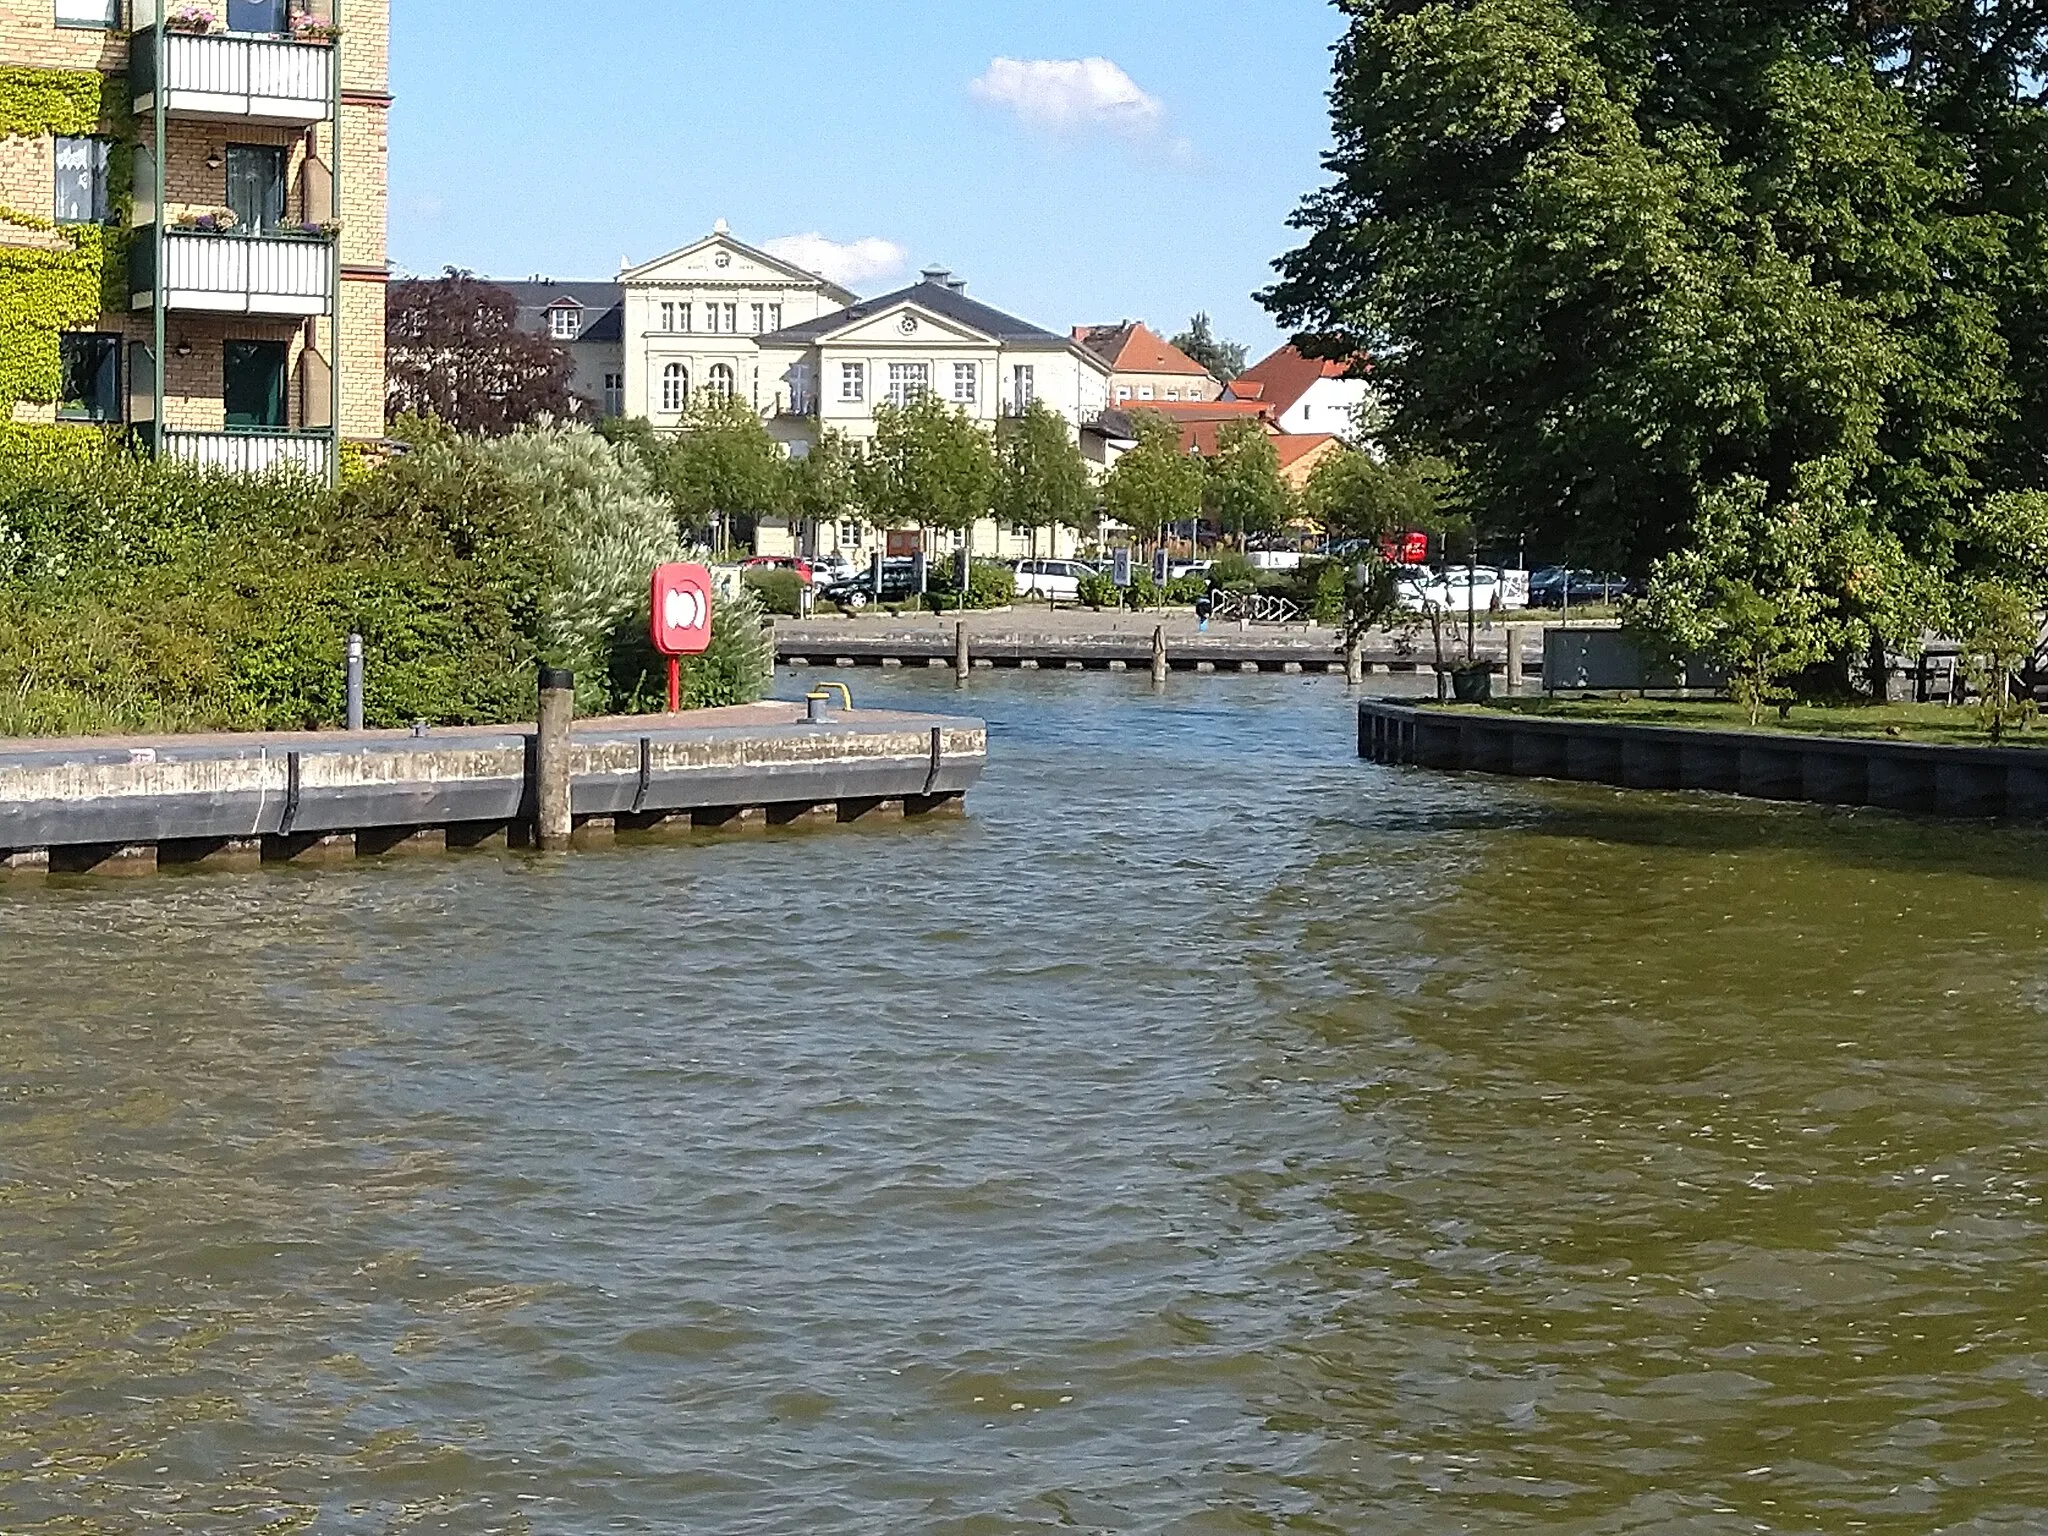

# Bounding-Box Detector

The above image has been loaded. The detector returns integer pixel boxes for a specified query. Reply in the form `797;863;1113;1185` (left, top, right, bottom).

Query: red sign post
650;563;713;713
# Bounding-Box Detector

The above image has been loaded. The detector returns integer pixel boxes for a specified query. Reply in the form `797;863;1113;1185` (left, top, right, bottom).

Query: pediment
818;302;995;349
625;234;842;293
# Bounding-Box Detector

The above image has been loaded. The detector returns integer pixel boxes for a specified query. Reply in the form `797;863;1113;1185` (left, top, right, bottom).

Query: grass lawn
1434;694;2044;749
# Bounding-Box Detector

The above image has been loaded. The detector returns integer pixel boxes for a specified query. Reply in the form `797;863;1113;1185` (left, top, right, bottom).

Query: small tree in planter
1957;579;2041;740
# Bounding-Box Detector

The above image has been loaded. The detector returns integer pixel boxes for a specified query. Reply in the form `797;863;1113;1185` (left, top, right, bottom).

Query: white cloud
762;233;908;289
970;57;1165;137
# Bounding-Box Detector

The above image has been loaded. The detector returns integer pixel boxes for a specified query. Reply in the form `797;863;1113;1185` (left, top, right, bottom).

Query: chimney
920;264;951;287
946;276;968;294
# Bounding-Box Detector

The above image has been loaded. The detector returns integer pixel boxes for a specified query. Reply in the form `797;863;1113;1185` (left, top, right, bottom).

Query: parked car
809;552;861;587
740;554;814;584
1528;566;1631;607
1397;566;1526;614
1013;558;1094;601
1167;560;1214;581
819;559;922;610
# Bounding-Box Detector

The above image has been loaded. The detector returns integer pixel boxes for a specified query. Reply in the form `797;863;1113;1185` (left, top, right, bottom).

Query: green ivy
0;68;121;141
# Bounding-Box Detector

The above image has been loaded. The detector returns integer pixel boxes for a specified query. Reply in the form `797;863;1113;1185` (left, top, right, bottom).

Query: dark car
1529;566;1631;607
820;558;922;610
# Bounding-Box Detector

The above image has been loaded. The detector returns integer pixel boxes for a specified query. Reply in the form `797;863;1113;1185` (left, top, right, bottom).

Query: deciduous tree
995;400;1093;551
1171;312;1248;385
385;270;582;435
1204;419;1291;547
853;394;997;547
1103;411;1203;548
655;391;790;554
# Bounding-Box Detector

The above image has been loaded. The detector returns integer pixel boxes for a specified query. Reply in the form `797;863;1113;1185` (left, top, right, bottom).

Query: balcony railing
131;226;334;317
131;30;335;124
154;428;331;479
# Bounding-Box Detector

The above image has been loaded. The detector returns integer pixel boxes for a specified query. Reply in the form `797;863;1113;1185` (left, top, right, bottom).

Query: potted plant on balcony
290;219;343;238
171;208;239;234
289;11;342;40
165;5;221;33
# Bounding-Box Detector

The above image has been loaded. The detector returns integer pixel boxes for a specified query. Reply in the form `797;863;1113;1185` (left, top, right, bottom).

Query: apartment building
0;0;389;480
1071;321;1221;407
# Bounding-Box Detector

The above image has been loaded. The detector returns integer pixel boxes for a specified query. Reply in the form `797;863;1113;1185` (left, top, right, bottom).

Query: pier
0;701;985;875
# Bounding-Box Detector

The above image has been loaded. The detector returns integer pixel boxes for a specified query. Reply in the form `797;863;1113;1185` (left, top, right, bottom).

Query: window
1138;385;1154;401
768;303;783;331
661;363;688;412
660;302;675;332
702;304;720;335
708;362;735;400
1165;389;1180;402
603;372;625;417
227;0;287;30
723;303;738;332
223;340;288;431
788;363;813;414
1114;385;1131;403
57;333;120;422
952;362;977;404
54;0;120;29
887;362;930;407
53;137;110;225
1012;364;1036;410
839;519;862;547
548;306;581;341
225;143;286;234
840;362;865;403
679;303;693;333
751;303;766;335
1302;403;1313;420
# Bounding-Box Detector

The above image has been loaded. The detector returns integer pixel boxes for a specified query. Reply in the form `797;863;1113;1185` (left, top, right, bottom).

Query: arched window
708;363;735;401
662;363;688;413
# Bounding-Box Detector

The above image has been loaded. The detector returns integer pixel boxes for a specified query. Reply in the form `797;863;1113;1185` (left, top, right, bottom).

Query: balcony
154;428;331;478
131;226;333;318
131;28;335;125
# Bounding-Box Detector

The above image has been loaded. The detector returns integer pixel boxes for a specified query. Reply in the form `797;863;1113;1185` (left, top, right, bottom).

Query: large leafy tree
787;428;856;548
1103;411;1205;546
1304;445;1454;541
655;391;789;553
995;400;1094;549
1266;0;2048;683
385;270;582;435
853;394;997;544
1204;419;1292;545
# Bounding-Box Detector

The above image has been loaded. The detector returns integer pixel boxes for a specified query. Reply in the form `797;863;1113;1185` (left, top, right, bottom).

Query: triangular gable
623;233;855;300
805;299;999;349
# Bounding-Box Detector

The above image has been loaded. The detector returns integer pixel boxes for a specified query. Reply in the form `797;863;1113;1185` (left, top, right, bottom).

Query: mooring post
1345;633;1364;687
345;632;365;731
1151;625;1169;685
1505;626;1524;696
954;621;970;688
536;666;575;853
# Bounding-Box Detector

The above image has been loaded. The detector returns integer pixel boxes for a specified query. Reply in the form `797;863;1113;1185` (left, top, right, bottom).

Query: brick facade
2;0;388;457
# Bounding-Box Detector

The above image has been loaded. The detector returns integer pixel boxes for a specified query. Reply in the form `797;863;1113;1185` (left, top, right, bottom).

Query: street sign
1152;548;1169;585
650;562;713;713
1112;547;1132;588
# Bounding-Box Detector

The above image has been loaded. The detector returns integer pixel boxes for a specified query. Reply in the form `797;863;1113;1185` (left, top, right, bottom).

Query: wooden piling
1151;626;1169;685
536;667;575;853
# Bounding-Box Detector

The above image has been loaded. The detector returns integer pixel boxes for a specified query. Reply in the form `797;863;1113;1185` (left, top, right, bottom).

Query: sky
388;0;1350;361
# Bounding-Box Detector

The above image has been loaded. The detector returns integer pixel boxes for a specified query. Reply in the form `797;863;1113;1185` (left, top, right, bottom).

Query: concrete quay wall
1358;700;2048;820
0;704;985;875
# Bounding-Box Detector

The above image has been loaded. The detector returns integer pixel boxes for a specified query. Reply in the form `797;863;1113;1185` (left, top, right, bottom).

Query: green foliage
649;391;790;549
996;399;1092;538
742;567;805;616
1164;573;1210;605
1170;313;1248;384
1209;550;1258;587
1957;579;2041;739
0;68;121;140
1104;412;1203;545
787;429;854;532
855;394;997;535
1205;420;1291;542
1303;447;1453;540
1076;569;1118;609
927;556;1015;610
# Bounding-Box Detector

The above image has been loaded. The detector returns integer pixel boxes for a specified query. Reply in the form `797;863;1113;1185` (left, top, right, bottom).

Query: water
4;672;2048;1534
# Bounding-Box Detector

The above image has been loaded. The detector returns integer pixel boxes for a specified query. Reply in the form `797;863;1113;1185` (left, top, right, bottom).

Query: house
499;280;626;418
1;0;389;482
755;266;1112;561
1227;345;1373;438
1071;321;1221;408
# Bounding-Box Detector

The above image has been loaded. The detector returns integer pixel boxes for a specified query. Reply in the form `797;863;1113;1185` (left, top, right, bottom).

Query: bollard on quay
955;621;970;688
345;633;365;731
1151;626;1169;686
536;666;575;852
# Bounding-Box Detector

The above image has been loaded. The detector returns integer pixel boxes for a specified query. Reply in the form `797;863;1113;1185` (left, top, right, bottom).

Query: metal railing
156;429;332;478
132;226;334;315
131;29;336;120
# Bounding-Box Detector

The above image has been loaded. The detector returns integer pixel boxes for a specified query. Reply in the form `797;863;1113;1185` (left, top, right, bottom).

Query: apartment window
1302;403;1313;420
952;362;977;404
1012;365;1036;410
54;0;120;28
602;372;625;417
53;137;110;225
751;303;766;335
223;340;288;432
1165;389;1180;402
678;302;693;333
887;362;930;407
840;362;865;403
839;519;861;547
548;306;582;341
1115;385;1131;403
1138;385;1154;401
702;303;721;335
708;362;735;400
768;303;783;331
660;302;675;332
227;0;287;30
661;363;688;412
226;143;286;234
57;333;120;422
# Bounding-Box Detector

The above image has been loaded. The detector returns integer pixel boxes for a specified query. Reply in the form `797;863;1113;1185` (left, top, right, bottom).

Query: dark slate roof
496;280;625;345
758;280;1067;348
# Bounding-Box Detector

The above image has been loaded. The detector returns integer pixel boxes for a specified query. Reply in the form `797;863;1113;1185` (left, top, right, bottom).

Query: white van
1013;559;1093;601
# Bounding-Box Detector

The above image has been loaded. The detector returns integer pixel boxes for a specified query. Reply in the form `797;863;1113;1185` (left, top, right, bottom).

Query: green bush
1124;572;1158;609
742;567;804;616
1164;574;1209;605
926;557;1016;610
1076;570;1118;609
1209;550;1258;587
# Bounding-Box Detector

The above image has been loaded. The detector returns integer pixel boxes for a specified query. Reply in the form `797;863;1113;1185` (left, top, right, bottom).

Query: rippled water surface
5;672;2048;1533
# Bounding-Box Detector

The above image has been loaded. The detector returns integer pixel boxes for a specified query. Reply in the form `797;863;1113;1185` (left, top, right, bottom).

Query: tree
852;394;997;547
787;428;855;551
654;391;789;554
995;399;1093;553
386;270;582;435
1205;419;1291;547
1171;312;1248;384
1303;447;1454;543
1103;411;1204;547
1264;0;2048;687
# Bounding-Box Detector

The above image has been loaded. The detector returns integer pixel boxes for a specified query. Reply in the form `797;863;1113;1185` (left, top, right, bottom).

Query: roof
621;232;859;304
496;280;625;346
759;279;1068;348
1070;321;1213;377
1229;345;1367;415
1096;405;1277;459
1272;433;1344;487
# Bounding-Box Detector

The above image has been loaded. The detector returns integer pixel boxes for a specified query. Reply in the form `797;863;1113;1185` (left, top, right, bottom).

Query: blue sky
389;0;1348;361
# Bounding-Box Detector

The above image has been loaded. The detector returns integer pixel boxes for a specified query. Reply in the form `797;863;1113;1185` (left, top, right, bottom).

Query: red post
666;656;681;715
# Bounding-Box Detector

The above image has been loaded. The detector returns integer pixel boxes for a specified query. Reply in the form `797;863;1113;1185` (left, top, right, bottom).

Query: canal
4;672;2047;1532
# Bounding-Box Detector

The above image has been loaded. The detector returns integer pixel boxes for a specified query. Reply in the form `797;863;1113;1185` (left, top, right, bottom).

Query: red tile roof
1072;322;1215;377
1230;345;1366;416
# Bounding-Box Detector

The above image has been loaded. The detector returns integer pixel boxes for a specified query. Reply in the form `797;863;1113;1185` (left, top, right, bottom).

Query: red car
740;555;814;584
